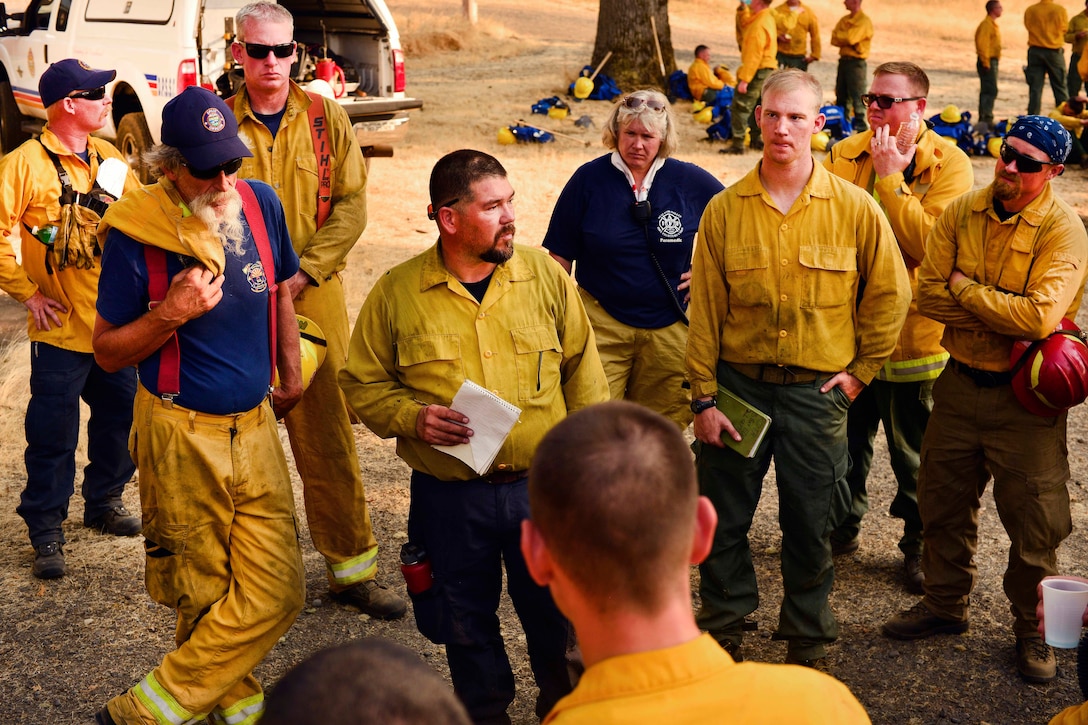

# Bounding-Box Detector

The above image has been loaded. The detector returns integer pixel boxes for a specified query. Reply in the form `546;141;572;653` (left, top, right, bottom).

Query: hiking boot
785;652;830;672
883;601;968;640
33;541;65;579
719;138;746;155
95;706;118;725
904;554;924;595
331;579;408;620
831;535;859;557
86;505;142;537
1016;636;1056;683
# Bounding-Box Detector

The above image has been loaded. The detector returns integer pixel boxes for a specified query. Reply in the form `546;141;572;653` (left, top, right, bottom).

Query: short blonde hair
601;89;678;159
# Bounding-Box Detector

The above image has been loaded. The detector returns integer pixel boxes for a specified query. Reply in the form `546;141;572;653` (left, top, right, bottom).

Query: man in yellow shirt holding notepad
341;149;607;724
686;69;910;670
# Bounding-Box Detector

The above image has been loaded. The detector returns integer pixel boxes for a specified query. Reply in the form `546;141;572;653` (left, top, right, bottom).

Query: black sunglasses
622;96;667;112
427;197;460;220
68;87;106;101
239;41;297;59
183;157;245;180
999;141;1057;174
860;93;924;110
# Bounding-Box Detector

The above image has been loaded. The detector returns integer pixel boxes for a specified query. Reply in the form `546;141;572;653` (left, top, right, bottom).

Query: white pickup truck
0;0;422;180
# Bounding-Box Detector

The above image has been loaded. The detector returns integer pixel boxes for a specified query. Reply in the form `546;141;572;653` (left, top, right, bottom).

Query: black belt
481;470;528;485
949;358;1012;388
730;363;827;385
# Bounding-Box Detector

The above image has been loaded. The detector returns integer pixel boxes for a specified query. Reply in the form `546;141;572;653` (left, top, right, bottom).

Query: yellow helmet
987;135;1003;158
573;76;594;100
811;130;830;152
497;127;516;145
694;106;713;124
548;106;569;119
274;315;327;392
940;105;961;123
692;100;707;113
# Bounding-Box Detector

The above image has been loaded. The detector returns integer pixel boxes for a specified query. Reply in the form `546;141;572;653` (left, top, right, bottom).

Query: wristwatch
690;397;717;415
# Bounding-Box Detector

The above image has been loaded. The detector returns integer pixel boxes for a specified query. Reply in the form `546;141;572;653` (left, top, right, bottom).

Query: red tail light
177;59;214;91
392;48;406;93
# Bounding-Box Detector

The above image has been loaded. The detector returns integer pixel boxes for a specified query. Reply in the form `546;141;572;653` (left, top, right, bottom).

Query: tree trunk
463;0;478;25
591;0;675;92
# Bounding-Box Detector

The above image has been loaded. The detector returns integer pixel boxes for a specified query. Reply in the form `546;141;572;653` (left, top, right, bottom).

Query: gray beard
192;189;246;257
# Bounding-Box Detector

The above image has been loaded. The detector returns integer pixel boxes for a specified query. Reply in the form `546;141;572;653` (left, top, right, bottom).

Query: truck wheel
0;80;28;153
116;112;153;183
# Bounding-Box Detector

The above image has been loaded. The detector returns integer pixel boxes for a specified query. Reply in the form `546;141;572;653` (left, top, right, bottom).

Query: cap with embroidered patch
39;59;116;108
160;87;253;171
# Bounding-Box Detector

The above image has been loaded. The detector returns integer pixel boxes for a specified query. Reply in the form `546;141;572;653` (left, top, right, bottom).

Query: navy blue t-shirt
543;155;723;329
97;180;299;415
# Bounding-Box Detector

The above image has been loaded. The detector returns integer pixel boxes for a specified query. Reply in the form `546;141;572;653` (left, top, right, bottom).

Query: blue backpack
928;111;977;155
668;70;693;101
820;104;852;140
509;124;554;143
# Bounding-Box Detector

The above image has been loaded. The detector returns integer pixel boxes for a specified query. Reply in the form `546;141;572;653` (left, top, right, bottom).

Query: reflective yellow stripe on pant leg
134;671;202;725
328;544;379;588
208;693;264;725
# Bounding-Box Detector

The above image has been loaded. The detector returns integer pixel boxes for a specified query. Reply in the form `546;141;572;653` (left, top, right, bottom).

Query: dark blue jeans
407;471;573;725
18;342;137;545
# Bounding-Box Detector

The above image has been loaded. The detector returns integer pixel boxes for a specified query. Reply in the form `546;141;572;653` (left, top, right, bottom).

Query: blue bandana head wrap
1006;115;1072;164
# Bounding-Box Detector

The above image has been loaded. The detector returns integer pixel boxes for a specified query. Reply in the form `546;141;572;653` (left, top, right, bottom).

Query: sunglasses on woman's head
860;93;924;110
999;141;1056;174
240;41;297;59
183;158;245;180
622;96;667;112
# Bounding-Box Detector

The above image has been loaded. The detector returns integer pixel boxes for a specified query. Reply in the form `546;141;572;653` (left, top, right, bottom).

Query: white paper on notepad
433;380;522;476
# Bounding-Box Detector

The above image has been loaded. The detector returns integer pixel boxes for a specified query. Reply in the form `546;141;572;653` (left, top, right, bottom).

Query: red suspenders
143;179;278;400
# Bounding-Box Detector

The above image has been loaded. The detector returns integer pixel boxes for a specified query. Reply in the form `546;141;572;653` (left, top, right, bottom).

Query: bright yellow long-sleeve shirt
737;8;778;83
543;634;871;724
1052;701;1088;724
1025;0;1069;49
1066;10;1088;54
1049;101;1088;131
686;162;911;398
340;243;608;480
824;127;975;380
773;2;820;59
688;57;724;100
918;183;1088;371
0;127;141;351
233;81;367;285
976;15;1003;64
830;10;873;59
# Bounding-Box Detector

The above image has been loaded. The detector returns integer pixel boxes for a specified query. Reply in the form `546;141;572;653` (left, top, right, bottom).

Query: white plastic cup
1041;578;1088;649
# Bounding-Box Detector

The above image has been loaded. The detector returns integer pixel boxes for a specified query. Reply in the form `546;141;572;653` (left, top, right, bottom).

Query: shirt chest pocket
396;334;464;393
724;246;772;307
995;228;1038;294
293;155;320;221
511;325;563;401
798;245;858;308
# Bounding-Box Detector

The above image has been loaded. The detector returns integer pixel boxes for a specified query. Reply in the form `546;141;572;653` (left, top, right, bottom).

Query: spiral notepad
434;380;522;475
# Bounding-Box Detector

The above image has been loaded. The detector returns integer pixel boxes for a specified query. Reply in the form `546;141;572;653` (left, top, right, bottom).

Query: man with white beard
89;86;306;725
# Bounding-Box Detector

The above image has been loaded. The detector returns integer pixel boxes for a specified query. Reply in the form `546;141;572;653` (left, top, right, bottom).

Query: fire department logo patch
657;210;683;241
202;108;227;133
243;261;268;293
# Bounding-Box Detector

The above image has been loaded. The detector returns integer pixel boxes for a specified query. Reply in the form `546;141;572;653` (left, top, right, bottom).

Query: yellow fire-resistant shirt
1025;0;1069;50
831;10;873;59
688;57;724;100
0;127;141;351
773;1;821;59
340;243;608;480
976;15;1003;65
737;8;778;83
1051;701;1088;724
686;162;911;399
824;127;975;381
543;634;871;724
232;81;367;284
1067;10;1088;55
1049;100;1088;131
918;183;1088;372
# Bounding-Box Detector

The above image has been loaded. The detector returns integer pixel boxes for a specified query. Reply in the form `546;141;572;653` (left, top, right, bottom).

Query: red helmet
1010;318;1088;416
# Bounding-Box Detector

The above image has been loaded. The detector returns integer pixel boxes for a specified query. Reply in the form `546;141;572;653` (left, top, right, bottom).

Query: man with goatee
90;86;305;724
883;116;1088;686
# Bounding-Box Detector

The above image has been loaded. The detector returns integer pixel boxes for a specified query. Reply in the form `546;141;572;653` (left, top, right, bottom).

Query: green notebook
716;384;772;459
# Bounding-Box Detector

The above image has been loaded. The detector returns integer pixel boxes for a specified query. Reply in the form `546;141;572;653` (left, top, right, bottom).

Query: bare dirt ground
2;1;1088;723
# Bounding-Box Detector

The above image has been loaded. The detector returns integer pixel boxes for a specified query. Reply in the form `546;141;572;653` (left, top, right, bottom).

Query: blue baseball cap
160;87;253;171
39;59;116;108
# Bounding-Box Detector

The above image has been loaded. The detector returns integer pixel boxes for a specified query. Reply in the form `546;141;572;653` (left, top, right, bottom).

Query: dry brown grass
0;329;29;484
399;11;528;61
